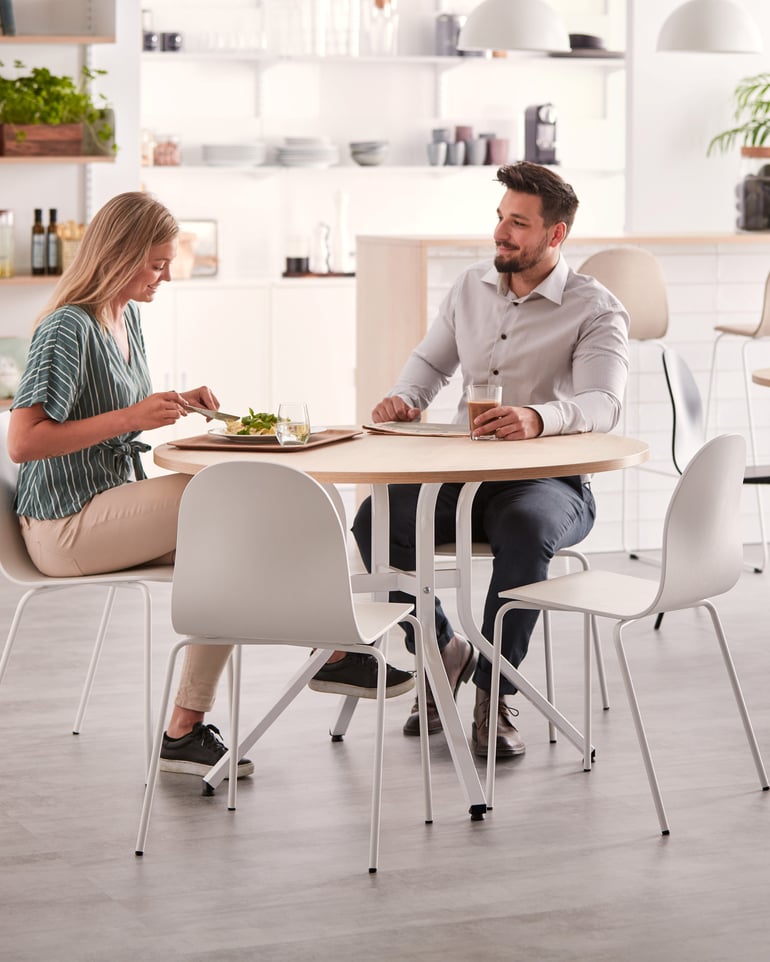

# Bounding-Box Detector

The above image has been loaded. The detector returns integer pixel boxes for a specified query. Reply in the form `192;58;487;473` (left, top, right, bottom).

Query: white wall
626;0;770;233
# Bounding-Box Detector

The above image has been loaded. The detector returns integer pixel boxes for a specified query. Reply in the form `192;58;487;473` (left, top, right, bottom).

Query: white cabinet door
139;284;271;475
270;281;356;427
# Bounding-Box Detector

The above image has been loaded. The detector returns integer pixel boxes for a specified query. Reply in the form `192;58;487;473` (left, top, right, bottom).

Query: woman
7;191;251;778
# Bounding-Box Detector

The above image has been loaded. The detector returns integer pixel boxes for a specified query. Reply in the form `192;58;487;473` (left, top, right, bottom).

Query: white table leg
416;483;487;819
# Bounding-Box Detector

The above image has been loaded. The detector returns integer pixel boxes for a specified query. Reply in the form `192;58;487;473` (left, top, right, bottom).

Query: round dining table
752;368;770;388
155;427;649;818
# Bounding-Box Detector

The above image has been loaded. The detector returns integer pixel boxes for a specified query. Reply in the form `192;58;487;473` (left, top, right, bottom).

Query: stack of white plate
276;137;339;168
202;142;267;166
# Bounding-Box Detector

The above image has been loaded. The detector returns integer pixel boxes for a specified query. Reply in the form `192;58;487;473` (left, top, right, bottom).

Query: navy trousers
351;476;596;696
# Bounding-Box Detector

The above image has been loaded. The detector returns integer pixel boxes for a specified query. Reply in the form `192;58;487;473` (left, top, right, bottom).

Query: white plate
208;427;279;445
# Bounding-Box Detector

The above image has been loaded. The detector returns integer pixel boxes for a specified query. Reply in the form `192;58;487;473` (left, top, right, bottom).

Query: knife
183;402;240;423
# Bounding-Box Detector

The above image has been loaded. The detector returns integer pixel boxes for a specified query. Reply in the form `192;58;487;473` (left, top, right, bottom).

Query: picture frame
171;219;218;279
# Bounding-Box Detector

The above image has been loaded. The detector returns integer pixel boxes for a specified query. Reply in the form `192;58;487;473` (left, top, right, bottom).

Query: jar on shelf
153;135;182;166
736;146;770;232
140;129;156;167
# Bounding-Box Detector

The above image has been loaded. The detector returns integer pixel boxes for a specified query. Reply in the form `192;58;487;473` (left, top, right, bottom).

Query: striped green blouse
11;302;153;520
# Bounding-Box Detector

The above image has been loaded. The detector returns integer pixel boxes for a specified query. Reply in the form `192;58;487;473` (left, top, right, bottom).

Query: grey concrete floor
1;550;768;962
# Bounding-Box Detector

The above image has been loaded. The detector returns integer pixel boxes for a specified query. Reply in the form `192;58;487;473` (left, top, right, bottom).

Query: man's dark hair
496;162;579;236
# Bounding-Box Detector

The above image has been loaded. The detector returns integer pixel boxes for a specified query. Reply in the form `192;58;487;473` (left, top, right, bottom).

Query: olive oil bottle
46;208;62;275
31;208;46;276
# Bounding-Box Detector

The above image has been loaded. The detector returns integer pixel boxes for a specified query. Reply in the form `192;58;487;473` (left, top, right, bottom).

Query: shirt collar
483;254;569;305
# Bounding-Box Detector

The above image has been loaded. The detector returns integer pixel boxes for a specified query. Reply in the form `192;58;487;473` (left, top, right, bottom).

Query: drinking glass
467;384;502;440
277;401;311;446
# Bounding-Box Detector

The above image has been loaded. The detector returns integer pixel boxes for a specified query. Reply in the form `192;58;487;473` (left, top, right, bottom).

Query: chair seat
714;323;763;338
500;569;660;621
353;600;415;642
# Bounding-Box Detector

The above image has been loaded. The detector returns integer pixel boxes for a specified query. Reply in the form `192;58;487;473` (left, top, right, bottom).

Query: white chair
577;246;669;559
135;459;427;874
488;434;769;835
0;411;173;766
435;541;611;741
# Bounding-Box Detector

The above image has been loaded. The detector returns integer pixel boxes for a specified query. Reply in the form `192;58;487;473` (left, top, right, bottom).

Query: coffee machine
524;103;558;165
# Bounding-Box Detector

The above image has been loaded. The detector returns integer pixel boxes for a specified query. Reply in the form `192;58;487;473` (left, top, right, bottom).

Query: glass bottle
0;210;14;279
46;208;62;275
31;209;46;276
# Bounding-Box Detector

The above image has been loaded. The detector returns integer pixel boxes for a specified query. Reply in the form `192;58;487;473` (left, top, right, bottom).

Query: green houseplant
0;59;115;156
707;72;770;156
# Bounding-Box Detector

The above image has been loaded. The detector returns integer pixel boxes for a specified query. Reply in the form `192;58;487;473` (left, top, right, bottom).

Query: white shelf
141;51;624;68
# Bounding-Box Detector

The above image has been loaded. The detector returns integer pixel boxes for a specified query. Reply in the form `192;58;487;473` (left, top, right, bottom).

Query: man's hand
471;404;543;441
371;396;421;423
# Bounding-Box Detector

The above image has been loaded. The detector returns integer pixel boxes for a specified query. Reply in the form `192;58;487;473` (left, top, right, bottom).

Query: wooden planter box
0;123;84;157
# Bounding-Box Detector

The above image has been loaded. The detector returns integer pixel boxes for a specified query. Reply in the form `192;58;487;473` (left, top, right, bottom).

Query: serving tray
168;428;362;452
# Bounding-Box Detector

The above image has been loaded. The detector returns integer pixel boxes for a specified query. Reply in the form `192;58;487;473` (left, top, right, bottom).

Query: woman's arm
8;393;188;464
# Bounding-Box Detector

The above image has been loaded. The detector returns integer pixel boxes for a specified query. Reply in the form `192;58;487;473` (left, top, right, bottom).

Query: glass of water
276;401;311;446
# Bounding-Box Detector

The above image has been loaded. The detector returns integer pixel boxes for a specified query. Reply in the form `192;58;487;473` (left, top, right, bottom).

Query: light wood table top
154;429;649;484
752;368;770;387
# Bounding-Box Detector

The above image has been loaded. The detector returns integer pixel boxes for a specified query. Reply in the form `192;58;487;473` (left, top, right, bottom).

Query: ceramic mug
465;138;487;165
487;137;510;165
427;141;448;165
446;140;466;166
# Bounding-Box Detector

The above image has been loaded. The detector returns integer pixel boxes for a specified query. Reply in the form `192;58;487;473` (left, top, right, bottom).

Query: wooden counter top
357;233;770;247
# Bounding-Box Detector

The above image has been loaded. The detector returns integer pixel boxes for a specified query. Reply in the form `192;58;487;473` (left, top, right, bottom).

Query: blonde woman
7;191;253;778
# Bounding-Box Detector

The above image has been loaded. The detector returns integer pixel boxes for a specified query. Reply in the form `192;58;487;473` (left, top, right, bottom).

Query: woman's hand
371;396;421;423
472;404;544;441
180;385;220;413
130;391;188;430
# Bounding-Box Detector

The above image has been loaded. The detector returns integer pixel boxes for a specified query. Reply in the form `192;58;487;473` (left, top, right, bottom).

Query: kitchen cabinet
269;279;355;425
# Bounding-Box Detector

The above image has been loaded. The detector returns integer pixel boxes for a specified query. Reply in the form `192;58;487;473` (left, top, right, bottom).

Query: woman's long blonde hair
34;191;178;329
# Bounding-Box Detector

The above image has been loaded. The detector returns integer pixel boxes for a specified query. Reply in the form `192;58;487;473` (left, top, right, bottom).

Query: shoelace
197;723;227;757
479;697;520;725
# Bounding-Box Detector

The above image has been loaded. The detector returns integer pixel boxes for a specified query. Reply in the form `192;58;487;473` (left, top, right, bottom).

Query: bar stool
704;270;770;571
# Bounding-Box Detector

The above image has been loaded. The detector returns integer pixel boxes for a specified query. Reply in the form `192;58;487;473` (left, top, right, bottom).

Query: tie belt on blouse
102;437;151;481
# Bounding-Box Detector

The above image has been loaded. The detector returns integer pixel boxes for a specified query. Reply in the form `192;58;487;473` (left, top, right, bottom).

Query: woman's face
121;239;178;303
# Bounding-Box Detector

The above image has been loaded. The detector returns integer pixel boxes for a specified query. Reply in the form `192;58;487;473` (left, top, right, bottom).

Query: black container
285;257;310;275
160;31;183;52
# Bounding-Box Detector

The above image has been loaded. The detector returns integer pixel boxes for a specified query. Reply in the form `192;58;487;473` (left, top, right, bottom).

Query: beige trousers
20;473;232;712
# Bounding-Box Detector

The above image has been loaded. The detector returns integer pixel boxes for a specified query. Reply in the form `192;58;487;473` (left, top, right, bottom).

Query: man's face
493;189;558;275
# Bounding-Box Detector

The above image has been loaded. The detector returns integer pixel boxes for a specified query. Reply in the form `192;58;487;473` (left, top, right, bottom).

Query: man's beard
494;236;549;274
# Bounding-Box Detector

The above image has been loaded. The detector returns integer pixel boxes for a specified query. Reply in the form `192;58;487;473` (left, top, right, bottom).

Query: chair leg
582;613;592;772
405;613;433;825
741;340;768;573
72;586;117;736
485;603;509;811
703;601;769;790
704;332;726;440
367;644;388;873
135;639;189;855
613;620;670;835
543;609;557;744
0;588;38;686
227;645;242;812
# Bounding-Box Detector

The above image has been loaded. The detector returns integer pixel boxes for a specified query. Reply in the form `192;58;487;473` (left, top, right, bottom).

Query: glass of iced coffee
467;383;502;440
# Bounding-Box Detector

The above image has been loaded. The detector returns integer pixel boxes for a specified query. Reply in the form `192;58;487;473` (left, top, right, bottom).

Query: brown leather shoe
471;687;526;758
403;635;478;736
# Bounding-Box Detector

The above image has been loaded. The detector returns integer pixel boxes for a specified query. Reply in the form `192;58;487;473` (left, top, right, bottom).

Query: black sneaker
308;652;415;699
160;722;255;778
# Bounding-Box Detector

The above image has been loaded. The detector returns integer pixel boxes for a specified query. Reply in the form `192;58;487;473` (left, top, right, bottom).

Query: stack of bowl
349;140;389;166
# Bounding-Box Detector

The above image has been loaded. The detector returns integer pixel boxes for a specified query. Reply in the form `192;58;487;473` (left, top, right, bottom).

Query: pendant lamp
457;0;570;54
657;0;763;53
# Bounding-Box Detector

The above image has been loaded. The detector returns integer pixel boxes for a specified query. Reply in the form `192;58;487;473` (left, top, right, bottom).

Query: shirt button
501;334;507;340
492;369;499;376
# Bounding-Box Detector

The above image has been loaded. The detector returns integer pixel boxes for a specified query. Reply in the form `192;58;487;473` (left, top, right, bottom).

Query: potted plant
708;73;770;231
708;72;770;156
0;59;115;157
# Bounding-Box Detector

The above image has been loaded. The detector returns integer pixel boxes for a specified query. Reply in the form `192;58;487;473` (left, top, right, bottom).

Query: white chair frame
0;411;172;767
488;434;769;835
135;459;429;873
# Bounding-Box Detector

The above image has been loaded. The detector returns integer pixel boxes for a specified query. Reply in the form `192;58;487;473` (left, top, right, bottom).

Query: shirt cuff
528;403;561;437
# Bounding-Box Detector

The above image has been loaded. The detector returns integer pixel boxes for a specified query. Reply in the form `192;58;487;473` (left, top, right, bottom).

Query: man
313;162;629;758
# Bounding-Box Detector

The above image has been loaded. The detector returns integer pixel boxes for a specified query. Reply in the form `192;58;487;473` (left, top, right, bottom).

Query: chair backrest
661;347;707;473
578;246;669;341
0;411;44;586
653;434;746;612
171;460;363;645
753;270;770;338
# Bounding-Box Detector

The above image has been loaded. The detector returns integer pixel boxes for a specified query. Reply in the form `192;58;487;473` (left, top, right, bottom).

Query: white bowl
350;144;388;166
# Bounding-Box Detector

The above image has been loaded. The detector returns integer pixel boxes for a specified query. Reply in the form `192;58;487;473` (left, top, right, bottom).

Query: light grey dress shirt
389;254;630;437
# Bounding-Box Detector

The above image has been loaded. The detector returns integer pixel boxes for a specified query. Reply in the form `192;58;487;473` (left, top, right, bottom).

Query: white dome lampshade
657;0;763;53
457;0;571;54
